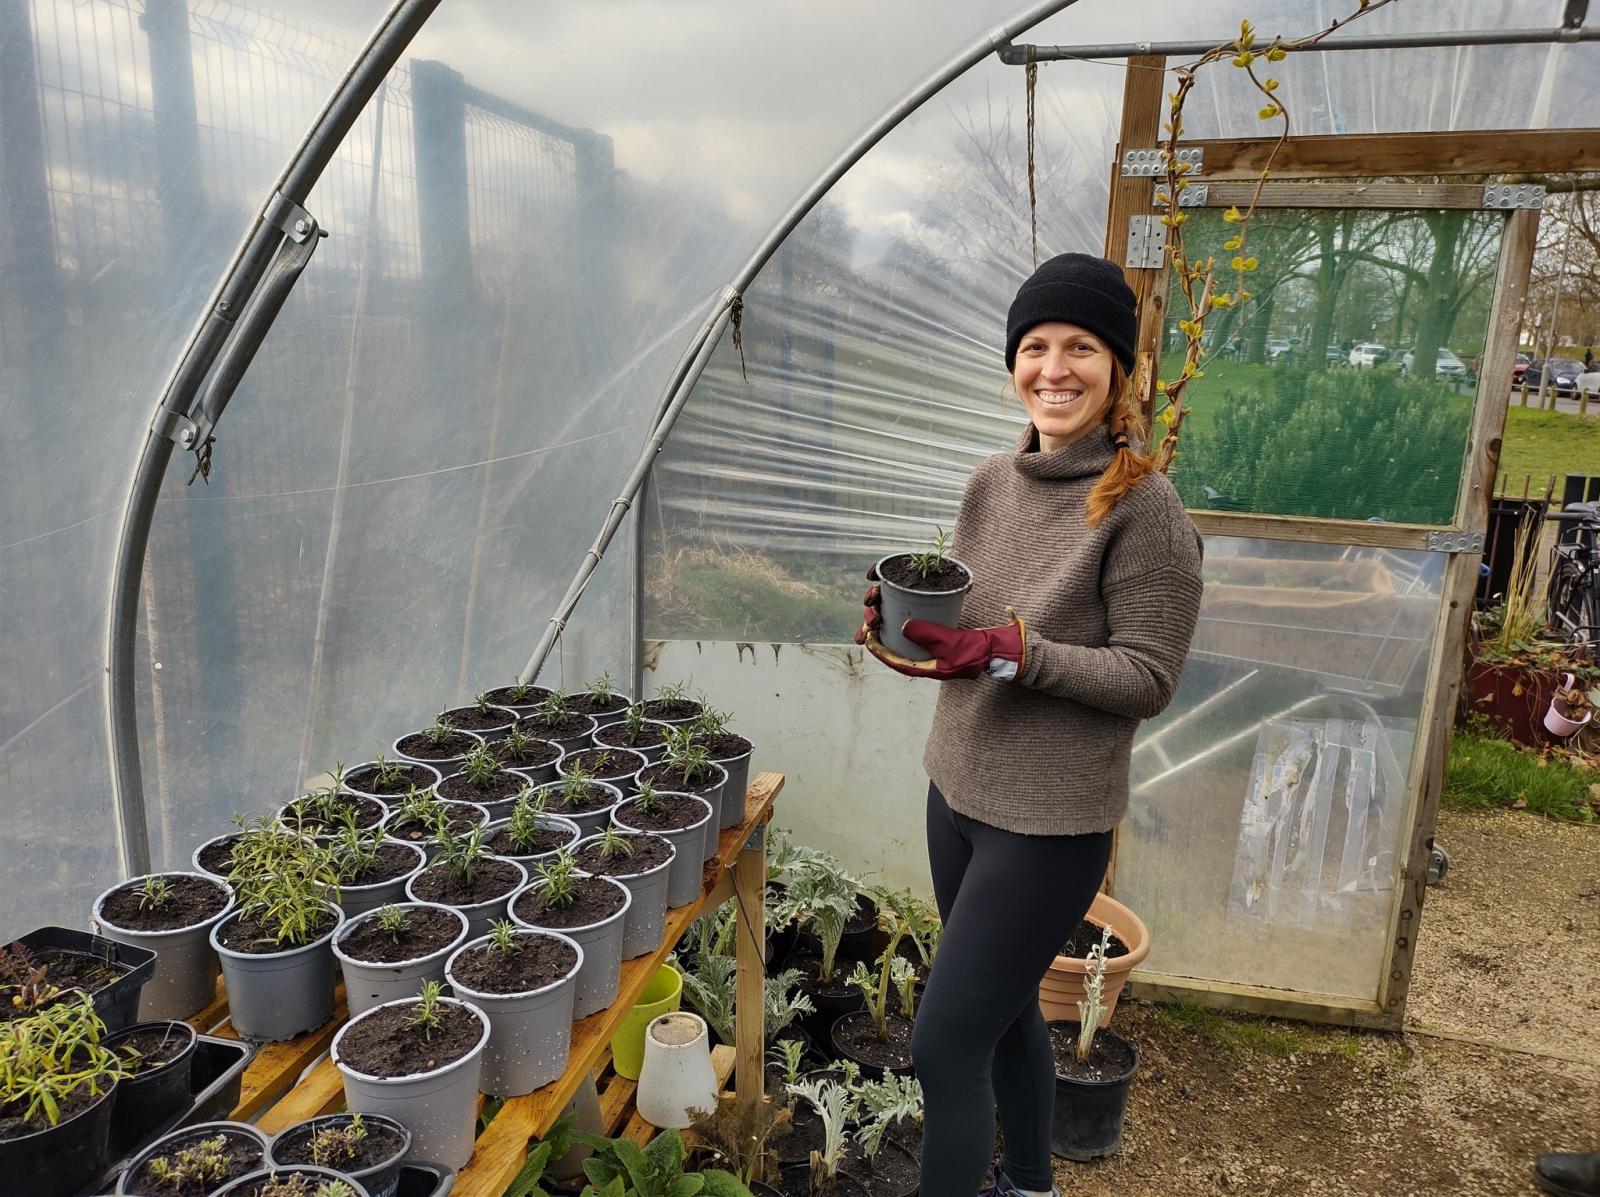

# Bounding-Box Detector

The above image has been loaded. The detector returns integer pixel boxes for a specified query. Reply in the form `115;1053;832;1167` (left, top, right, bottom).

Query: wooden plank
217;989;349;1122
732;825;766;1109
1187;509;1438;549
1128;971;1396;1030
598;1072;638;1135
257;1056;345;1133
619;1045;737;1147
1376;206;1540;1020
449;774;781;1197
1191;181;1490;210
1183;127;1600;180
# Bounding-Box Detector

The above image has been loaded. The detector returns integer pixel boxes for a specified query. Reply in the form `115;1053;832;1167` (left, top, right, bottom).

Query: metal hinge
1426;530;1485;553
741;823;766;853
1481;183;1545;210
1125;216;1168;269
1154;184;1209;208
1121;146;1202;177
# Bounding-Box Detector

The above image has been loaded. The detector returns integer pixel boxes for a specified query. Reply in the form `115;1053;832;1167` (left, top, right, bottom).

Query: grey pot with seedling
326;812;426;921
873;526;974;661
520;692;600;755
535;769;624;839
593;705;675;765
637;731;729;856
436;742;531;820
565;672;633;730
572;827;676;959
484;793;581;865
687;705;753;829
438;694;521;742
557;744;648;800
91;871;235;1020
611;784;713;907
403;822;527;941
509;850;632;1019
340;754;442;804
380;790;491;862
493;722;565;787
390;716;483;771
333;902;470;1017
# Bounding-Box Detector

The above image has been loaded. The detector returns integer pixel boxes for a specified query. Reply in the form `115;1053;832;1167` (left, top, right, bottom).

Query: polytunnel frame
102;1;1594;1027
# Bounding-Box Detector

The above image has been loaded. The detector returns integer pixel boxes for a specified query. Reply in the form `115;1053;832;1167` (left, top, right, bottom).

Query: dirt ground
1054;807;1600;1197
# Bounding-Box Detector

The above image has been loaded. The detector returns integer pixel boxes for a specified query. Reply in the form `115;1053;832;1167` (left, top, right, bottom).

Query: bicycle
1544;502;1600;647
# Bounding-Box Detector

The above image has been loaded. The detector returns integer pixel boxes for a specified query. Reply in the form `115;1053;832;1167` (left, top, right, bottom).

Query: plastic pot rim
104;1018;199;1076
627;760;727;796
275;794;390;836
331;994;490;1084
532;777;623;818
403;855;528;914
482;813;583;861
332;901;470;969
93;870;235;938
571;830;677;882
593;718;675;750
439;703;522;734
119;1119;270;1188
390;729;485;766
509;875;633;936
209;902;345;961
873;551;976;598
519;711;599;742
266;1109;411;1176
334;839;428;899
340;759;443;801
212;1163;373;1196
0;1076;115;1148
611;793;714;838
444;928;586;1002
556;746;648;786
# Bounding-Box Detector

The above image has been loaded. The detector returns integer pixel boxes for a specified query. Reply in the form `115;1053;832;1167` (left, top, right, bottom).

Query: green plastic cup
609;965;682;1079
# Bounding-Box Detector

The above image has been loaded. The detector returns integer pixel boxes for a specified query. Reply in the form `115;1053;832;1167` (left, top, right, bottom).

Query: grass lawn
1497;404;1600;491
1442;731;1597;822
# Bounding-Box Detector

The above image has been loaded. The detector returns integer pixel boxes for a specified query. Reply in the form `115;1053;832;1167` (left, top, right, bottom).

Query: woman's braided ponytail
1086;359;1157;525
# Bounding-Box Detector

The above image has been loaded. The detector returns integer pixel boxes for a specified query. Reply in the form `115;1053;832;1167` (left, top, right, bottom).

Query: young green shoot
587;672;615;701
487;918;522;955
769;1036;806;1088
621;703;649;740
594;826;636;863
434;822;489;887
907;526;952;580
535;849;579;909
135;875;173;912
786;1077;854;1191
329;807;384;881
632;779;665;817
661;726;715;784
410;980;445;1040
375;905;410;944
530;692;570;727
764;967;814;1039
461;742;501;788
142;1133;231;1190
421;716;459;747
394;786;445;832
499;723;540;761
1075;924;1113;1065
308;1113;367;1167
556;767;596;811
371;753;405;787
503;790;552;851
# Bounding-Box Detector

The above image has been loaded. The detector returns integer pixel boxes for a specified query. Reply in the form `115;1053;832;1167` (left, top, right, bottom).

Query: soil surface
99;873;228;931
395;729;478;761
437;769;525;804
574;833;673;877
561;747;645;781
641;696;702;721
519;711;594;740
126;1127;263;1195
338;840;421;887
338;906;463;964
1060;919;1130;960
692;730;752;759
487;824;576;858
513;877;626;929
0;947;126;1017
790;954;860;1000
596;721;668;750
878;553;970;593
450;934;578;993
1049;1021;1137;1081
495;737;561;768
842;1136;919;1197
482;684;553;709
338;1000;482;1078
615;793;708;833
282;792;385;833
0;1080;106;1136
409;857;521;906
441;704;515;732
832;1010;913;1072
197;834;243;877
769;1164;867;1197
639;761;722;795
385;801;486;843
545;780;620;814
111;1024;193;1072
566;691;629;716
216;908;336;954
344;761;438;796
271;1116;407;1172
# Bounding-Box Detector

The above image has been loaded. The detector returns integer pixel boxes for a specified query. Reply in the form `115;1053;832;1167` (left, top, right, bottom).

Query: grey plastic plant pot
568;690;633;730
191;831;243;883
612;795;713;908
382;800;492;863
592;718;675;765
212;1164;373;1196
510;877;631;1019
629;762;726;857
332;995;490;1172
708;748;750;830
390;729;484;772
439;702;522;742
340;759;443;804
573;832;676;959
336;840;428;921
504;741;564;788
558;746;648;800
333;902;470;1018
872;552;975;661
267;1112;411;1197
275;794;390;841
521;713;599;757
116;1119;271;1196
92;871;235;1021
403;855;528;942
444;929;583;1096
209;904;344;1042
457;779;534;823
534;779;623;839
482;813;582;866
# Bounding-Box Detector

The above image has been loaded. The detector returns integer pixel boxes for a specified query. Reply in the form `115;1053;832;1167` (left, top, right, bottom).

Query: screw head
294;218;309;234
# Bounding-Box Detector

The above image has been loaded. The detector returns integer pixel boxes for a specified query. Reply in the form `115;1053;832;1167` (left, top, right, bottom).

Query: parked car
1524;357;1584;397
1399;347;1466;379
1348;343;1391;367
1512;351;1531;385
1266;338;1293;362
1324;345;1345;366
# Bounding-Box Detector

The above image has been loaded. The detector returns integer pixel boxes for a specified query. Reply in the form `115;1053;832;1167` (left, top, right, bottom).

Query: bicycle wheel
1546;552;1588;638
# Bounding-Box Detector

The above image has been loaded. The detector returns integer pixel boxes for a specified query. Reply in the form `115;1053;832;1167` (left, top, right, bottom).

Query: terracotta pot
1037;892;1149;1024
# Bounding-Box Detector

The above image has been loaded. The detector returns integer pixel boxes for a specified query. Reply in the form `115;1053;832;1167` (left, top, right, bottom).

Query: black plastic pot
792;957;865;1047
395;1162;455;1197
0;1083;115;1197
1049;1024;1139;1161
828;1010;913;1081
777;1163;870;1197
842;1137;920;1197
105;1020;198;1153
12;927;157;1033
116;1119;270;1195
269;1112;412;1197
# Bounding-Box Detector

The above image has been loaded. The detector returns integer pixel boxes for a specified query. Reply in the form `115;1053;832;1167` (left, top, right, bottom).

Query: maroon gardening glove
853;565;884;646
892;611;1027;680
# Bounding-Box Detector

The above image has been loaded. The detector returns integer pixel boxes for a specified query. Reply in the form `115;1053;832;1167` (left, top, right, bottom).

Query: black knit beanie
1005;253;1138;374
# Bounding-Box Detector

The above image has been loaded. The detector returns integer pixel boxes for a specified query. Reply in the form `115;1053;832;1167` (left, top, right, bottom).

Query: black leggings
911;783;1113;1196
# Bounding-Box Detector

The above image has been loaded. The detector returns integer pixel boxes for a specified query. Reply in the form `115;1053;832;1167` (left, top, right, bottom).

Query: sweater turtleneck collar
1010;422;1120;481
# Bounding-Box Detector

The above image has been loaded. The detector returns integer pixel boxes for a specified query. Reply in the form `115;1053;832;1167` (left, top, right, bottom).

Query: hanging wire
1025;43;1039;268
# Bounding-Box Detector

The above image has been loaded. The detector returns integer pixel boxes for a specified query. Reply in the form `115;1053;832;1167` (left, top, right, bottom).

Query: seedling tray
14;926;157;1033
86;1034;255;1193
398;1162;455;1196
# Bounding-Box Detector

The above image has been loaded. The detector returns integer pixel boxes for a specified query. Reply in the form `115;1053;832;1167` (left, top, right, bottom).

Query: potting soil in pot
560;748;640;781
125;1128;265;1195
0;947;127;1019
395;729;478;761
877;554;970;592
197;835;245;877
832;1011;913;1072
771;1167;869;1197
691;730;751;760
345;761;438;796
543;781;618;815
483;684;552;709
216;910;338;954
486;824;573;857
409;858;522;906
437;769;526;806
283;793;386;833
338;842;423;888
271;1116;407;1172
336;1001;482;1076
513;877;626;929
1059;920;1129;959
0;1079;105;1138
339;907;463;964
494;738;560;769
113;1024;193;1071
566;692;629;717
441;705;514;733
1048;1021;1137;1082
640;695;700;721
595;722;667;751
841;1136;919;1197
573;834;673;877
388;802;483;843
449;935;578;992
637;762;720;795
774;1099;826;1166
614;794;706;833
98;874;229;932
520;712;593;740
790;955;858;1001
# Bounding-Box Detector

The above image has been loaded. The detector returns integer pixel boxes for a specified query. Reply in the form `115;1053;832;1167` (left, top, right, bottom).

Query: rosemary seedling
593;826;635;863
421;716;459;747
502;791;554;851
529;692;570;728
907;526;952;580
410;980;445;1040
587;672;615;702
534;850;579;909
227;815;341;946
329;808;384;881
136;875;173;912
555;767;597;811
487;919;522;954
460;743;501;788
660;726;714;785
632;780;665;817
375;905;410;944
434;823;489;887
371;753;405;788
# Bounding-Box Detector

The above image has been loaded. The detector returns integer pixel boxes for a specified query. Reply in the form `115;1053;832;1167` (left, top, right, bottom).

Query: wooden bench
186;773;782;1194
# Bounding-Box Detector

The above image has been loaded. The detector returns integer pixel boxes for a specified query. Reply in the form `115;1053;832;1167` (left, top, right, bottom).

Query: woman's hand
855;567;1027;680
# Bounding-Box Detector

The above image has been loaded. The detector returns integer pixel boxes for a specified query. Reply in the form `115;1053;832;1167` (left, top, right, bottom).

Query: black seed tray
397;1162;456;1196
14;926;157;1034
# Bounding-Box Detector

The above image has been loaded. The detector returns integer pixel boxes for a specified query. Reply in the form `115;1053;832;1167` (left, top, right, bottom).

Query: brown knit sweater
922;423;1205;836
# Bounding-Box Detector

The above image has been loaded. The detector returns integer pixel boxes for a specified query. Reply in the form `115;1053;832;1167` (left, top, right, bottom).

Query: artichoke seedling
1075;924;1114;1064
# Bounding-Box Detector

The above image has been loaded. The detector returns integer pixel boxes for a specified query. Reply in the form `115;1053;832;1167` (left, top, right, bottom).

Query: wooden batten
1189;181;1497;210
1182;127;1600;180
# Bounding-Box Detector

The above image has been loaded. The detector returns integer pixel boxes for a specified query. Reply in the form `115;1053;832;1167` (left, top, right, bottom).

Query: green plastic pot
608;965;681;1080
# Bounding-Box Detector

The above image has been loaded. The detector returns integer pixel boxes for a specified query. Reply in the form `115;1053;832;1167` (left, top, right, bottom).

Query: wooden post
732;821;766;1108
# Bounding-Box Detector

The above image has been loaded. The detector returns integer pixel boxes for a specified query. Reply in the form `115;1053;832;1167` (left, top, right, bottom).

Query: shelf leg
732;822;766;1108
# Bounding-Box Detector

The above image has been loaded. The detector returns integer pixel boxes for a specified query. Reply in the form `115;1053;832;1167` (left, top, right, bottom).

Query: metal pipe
517;0;1091;686
105;0;442;876
998;25;1600;64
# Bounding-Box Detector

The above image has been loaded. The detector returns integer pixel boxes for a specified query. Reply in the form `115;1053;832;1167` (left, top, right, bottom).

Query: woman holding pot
856;253;1204;1197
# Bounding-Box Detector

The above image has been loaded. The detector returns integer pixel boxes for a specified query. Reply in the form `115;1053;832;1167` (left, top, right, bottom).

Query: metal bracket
1154;184;1209;208
1121;146;1202;177
150;407;201;449
1125;215;1168;269
263;190;318;243
741;823;766;854
1426;530;1485;554
1481;183;1545;210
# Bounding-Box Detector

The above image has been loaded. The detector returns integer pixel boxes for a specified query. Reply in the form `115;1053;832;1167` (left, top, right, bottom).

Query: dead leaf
1511;797;1528;809
1512;682;1525;696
